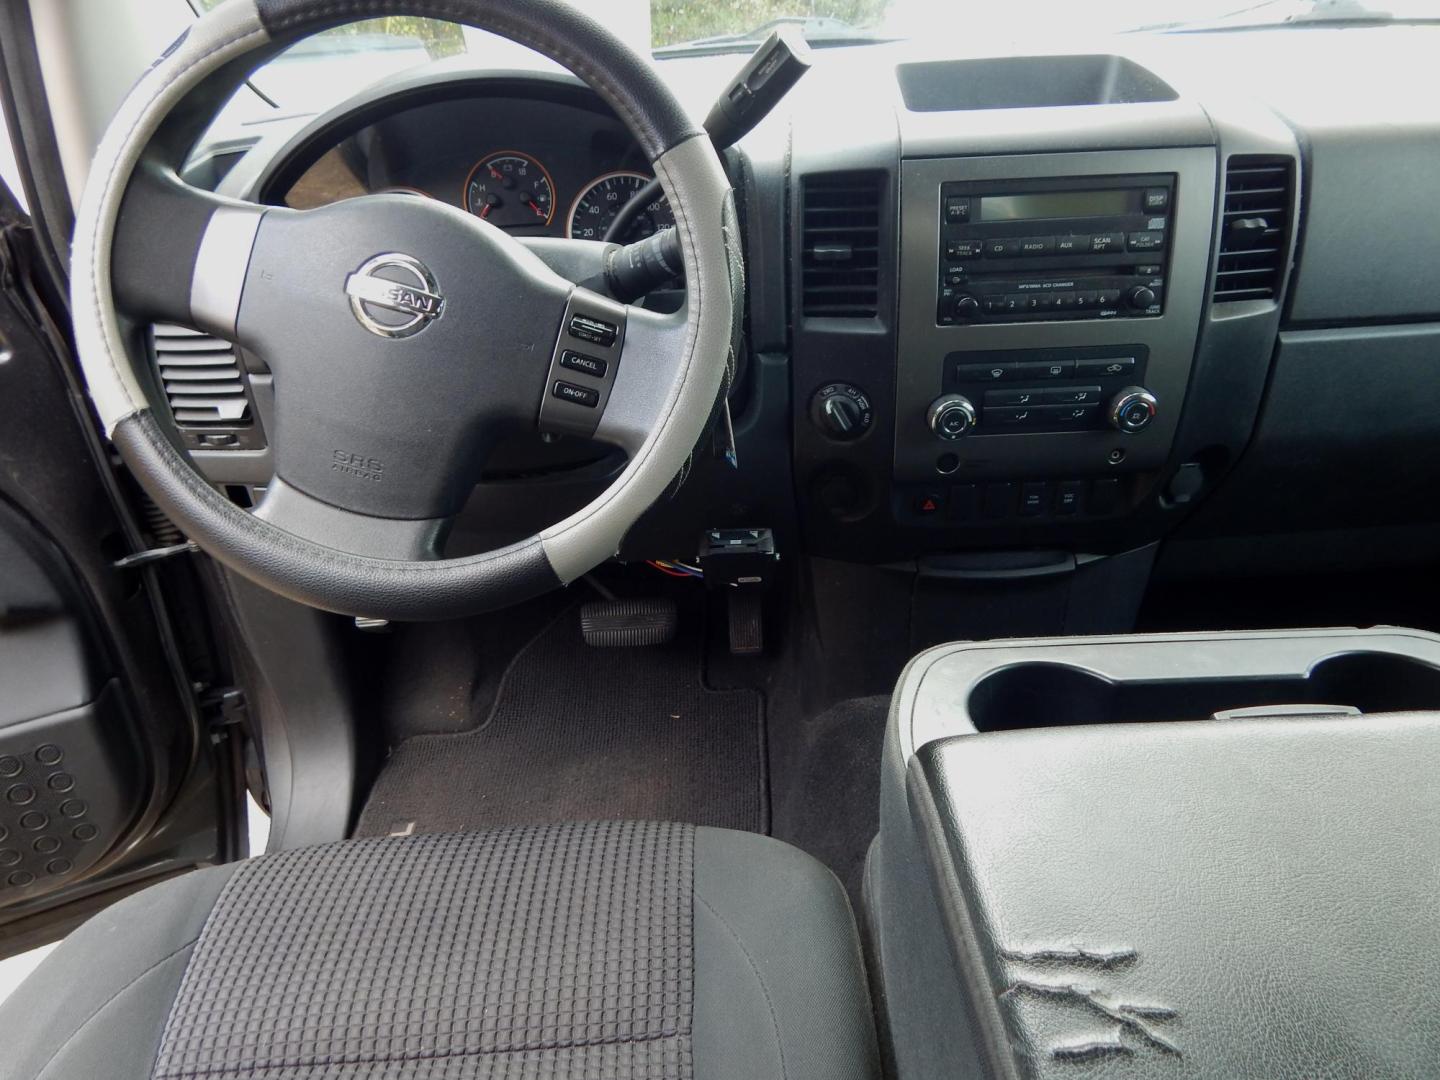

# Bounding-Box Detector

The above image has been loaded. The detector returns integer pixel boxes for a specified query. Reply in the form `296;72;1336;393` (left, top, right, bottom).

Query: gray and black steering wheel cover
70;0;738;620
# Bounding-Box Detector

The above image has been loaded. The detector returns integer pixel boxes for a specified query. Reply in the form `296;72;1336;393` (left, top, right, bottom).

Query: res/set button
568;314;618;347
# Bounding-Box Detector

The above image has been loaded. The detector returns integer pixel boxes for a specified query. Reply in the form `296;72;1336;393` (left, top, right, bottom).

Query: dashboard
268;86;674;243
180;28;1440;583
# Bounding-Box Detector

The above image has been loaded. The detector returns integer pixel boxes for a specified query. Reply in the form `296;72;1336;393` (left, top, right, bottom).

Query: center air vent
151;324;261;449
1213;157;1293;303
801;172;883;318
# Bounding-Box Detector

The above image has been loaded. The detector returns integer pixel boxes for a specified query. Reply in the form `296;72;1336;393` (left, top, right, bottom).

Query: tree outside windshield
190;1;890;49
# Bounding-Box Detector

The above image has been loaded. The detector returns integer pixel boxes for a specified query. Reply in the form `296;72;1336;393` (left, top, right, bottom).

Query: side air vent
801;172;883;318
1213;157;1293;303
151;324;261;449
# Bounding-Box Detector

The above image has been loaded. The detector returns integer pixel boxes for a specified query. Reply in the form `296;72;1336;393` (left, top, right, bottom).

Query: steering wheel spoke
253;477;450;561
543;300;691;456
112;167;266;340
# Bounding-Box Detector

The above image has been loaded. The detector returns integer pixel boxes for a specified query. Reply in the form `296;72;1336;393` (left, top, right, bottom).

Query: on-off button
552;381;600;408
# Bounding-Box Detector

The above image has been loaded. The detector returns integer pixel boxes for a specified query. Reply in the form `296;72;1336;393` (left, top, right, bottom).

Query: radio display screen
980;190;1138;221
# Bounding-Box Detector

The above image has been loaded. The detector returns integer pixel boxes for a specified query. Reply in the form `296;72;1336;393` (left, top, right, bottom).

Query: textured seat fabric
0;822;879;1080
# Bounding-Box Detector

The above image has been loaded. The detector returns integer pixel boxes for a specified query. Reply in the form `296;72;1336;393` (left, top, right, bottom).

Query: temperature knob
811;383;874;441
927;394;978;441
1108;387;1158;433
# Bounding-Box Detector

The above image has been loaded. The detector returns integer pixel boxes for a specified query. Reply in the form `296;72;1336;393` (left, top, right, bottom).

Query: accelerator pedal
581;596;679;647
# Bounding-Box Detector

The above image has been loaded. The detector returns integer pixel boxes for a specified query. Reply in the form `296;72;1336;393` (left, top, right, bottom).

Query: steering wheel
70;0;739;620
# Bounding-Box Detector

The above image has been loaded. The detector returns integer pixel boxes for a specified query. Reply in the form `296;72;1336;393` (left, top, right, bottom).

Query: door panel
0;192;237;953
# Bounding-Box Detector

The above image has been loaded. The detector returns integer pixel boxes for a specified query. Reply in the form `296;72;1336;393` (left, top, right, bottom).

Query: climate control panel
938;345;1153;435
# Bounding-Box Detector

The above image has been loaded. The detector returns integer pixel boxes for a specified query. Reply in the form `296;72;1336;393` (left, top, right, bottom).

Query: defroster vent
801;172;883;318
1213;157;1293;303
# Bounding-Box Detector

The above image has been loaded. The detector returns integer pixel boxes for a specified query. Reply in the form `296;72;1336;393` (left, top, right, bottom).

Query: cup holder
967;651;1440;732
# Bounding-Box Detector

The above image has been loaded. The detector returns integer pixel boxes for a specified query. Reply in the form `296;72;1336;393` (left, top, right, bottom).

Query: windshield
187;0;1436;119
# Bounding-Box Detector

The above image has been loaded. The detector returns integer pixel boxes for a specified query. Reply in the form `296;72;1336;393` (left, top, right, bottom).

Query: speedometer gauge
567;171;675;242
464;152;555;230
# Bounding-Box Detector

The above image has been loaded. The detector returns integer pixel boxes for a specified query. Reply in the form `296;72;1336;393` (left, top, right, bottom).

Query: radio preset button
945;196;971;223
1097;289;1122;307
1054;235;1090;254
1051;294;1077;310
1127;230;1165;252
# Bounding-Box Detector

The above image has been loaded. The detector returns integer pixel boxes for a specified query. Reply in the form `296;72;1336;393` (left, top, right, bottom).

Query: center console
869;628;1440;1078
893;147;1215;525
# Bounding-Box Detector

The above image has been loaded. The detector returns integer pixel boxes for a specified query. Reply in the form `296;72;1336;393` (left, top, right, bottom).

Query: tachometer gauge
567;171;675;242
464;152;555;229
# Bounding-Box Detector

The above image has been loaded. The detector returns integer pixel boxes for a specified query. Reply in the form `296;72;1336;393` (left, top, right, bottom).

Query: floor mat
356;604;766;837
769;695;889;908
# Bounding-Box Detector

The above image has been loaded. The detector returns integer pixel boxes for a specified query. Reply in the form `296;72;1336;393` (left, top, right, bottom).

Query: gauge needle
523;194;545;218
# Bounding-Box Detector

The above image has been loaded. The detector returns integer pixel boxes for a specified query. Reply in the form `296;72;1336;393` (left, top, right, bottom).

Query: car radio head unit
937;173;1174;325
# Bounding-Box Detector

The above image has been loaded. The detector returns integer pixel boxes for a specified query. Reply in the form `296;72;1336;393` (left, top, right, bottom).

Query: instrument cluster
276;87;675;244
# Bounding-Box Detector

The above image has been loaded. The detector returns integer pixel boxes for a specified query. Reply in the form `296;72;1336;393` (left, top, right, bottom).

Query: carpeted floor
356;605;767;837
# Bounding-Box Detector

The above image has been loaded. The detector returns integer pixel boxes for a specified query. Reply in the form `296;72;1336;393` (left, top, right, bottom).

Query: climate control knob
811;382;874;441
1108;387;1159;434
927;394;978;441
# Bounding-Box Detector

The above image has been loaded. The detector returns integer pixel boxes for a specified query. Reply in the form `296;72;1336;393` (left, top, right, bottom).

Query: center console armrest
867;628;1440;1079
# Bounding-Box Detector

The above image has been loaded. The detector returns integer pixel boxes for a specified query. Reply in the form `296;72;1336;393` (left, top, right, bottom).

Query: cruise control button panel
539;294;628;439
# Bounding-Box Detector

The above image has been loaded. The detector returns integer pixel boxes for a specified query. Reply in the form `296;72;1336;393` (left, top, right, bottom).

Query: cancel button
560;350;609;378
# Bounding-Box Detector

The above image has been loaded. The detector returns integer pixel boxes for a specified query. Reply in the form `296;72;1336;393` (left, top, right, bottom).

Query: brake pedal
581;596;678;647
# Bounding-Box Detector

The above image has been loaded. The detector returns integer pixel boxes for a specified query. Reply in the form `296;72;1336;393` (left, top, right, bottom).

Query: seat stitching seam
30;937;199;1080
157;1028;689;1079
696;893;789;1080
